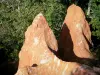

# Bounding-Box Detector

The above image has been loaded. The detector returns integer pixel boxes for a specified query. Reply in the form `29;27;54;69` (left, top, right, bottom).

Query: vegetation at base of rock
0;0;100;62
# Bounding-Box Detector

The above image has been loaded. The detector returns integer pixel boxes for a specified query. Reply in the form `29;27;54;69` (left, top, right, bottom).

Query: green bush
90;0;100;39
89;0;100;59
0;0;100;62
0;0;66;61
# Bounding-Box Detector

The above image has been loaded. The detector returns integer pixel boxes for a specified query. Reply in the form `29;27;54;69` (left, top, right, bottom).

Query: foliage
43;0;66;38
90;0;100;39
0;0;100;62
89;0;100;59
0;0;66;62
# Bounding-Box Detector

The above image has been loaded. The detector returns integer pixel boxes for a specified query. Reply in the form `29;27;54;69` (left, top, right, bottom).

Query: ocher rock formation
18;13;58;68
16;12;81;75
15;4;97;75
58;4;94;61
16;60;80;75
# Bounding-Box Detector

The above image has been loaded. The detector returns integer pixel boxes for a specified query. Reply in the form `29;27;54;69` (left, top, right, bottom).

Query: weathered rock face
16;64;100;75
15;4;95;75
16;13;81;75
58;4;94;61
16;59;80;75
18;13;58;68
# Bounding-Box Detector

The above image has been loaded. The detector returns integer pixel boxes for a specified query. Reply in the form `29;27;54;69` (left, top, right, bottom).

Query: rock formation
16;12;81;75
18;13;58;68
58;4;94;62
16;60;80;75
15;4;97;75
16;64;99;75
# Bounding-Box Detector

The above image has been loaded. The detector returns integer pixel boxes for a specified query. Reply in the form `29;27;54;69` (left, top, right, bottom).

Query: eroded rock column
58;4;94;61
18;13;58;68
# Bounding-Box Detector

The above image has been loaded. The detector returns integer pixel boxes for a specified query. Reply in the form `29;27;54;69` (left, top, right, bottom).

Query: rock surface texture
16;12;81;75
15;4;97;75
16;61;80;75
58;4;94;61
18;13;58;68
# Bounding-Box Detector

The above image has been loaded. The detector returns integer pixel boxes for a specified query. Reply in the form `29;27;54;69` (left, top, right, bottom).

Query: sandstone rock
16;13;81;75
15;4;96;75
18;13;58;68
16;58;80;75
58;4;94;61
16;61;100;75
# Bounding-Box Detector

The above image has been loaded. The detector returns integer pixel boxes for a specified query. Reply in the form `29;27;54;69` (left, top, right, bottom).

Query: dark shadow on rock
82;31;93;49
57;23;99;66
48;46;57;56
57;23;74;61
